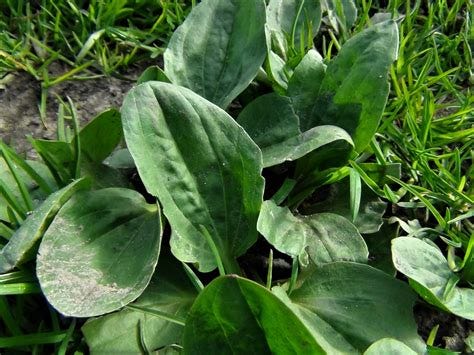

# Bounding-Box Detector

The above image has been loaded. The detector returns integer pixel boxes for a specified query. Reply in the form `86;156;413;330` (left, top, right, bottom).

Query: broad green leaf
36;188;162;317
81;160;129;189
267;0;322;48
76;109;122;163
296;21;399;152
82;252;197;354
237;93;300;149
257;200;368;266
291;262;426;353
262;124;353;168
392;237;474;320
364;338;417;355
272;286;358;354
0;178;89;273
121;82;264;273
164;0;267;108
302;179;387;234
287;49;326;113
238;90;353;169
183;275;324;354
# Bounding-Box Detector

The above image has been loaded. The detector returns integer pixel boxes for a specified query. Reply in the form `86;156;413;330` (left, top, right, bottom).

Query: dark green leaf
237;93;300;149
164;0;267;108
291;262;426;353
36;188;162;317
392;237;474;320
121;82;264;273
77;109;122;163
364;222;398;275
296;21;399;152
272;286;358;353
257;200;368;265
183;275;324;354
82;252;197;353
238;88;353;169
287;49;326;113
0;178;89;273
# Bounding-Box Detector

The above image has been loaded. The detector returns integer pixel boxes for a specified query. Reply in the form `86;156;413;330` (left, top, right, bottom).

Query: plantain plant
1;0;471;353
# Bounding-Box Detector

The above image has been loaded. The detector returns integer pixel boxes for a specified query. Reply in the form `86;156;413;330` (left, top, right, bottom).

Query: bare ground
0;63;139;157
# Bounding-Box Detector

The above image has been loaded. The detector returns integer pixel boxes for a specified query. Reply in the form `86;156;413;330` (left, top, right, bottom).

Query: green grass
0;0;193;122
373;0;473;273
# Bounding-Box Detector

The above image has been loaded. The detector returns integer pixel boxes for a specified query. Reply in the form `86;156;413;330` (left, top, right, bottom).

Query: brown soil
0;63;140;157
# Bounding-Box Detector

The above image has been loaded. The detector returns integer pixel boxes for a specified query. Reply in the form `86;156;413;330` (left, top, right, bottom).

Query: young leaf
183;275;324;353
290;262;426;353
392;237;474;320
137;65;171;84
296;20;399;152
257;200;368;265
287;49;326;111
82;252;197;353
0;178;90;273
36;188;162;317
238;93;353;168
121;82;264;273
164;0;267;108
76;109;122;163
266;0;322;50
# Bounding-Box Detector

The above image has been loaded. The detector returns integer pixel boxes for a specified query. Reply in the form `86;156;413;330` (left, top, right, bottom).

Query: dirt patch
415;303;474;352
0;63;145;157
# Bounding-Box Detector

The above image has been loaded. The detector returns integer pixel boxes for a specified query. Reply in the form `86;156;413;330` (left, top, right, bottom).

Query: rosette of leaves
0;0;427;353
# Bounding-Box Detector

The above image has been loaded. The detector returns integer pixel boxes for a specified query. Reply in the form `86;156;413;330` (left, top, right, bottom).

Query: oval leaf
238;93;353;168
257;200;368;265
238;93;300;149
0;178;89;273
183;275;324;353
261;124;353;169
121;82;264;272
297;20;399;151
392;237;474;320
77;109;122;163
83;252;197;353
164;0;267;108
291;262;426;353
37;188;162;317
287;49;326;111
